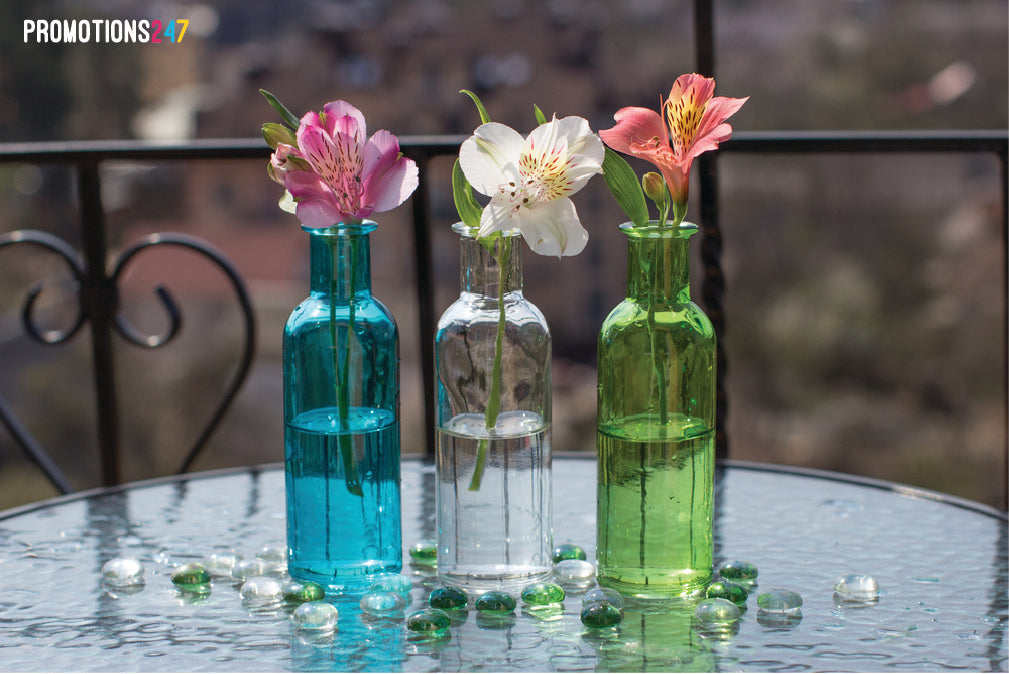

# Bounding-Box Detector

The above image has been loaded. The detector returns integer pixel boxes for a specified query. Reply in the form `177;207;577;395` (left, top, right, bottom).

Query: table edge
1;456;1005;522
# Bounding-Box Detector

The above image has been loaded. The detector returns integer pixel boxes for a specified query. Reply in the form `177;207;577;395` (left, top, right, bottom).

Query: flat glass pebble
521;582;565;606
291;601;339;631
718;560;758;581
369;573;413;597
580;601;623;628
833;574;880;599
706;579;748;604
554;558;595;582
360;591;407;615
475;591;517;613
256;544;287;569
695;598;742;624
429;587;468;610
552;543;587;563
101;557;145;586
756;588;803;613
582;587;623;609
284;580;326;603
409;539;437;564
232;558;268;580
201;551;242;578
406;608;451;633
240;576;285;603
171;562;211;586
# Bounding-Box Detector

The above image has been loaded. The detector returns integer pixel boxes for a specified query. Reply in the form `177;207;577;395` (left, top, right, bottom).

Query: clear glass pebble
476;591;517;613
582;587;623;609
102;557;145;586
833;574;879;599
256;544;287;570
706;579;748;605
240;576;285;604
718;560;758;581
369;573;413;597
201;551;243;578
521;582;565;606
429;587;468;610
552;543;587;563
756;588;803;613
555;558;595;582
232;558;268;581
580;601;622;628
171;562;210;587
283;580;326;603
695;598;742;624
291;601;339;631
409;539;437;565
360;591;407;615
406;608;451;633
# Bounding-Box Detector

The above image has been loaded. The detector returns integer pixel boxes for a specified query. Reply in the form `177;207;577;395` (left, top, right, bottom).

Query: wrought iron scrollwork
0;229;257;491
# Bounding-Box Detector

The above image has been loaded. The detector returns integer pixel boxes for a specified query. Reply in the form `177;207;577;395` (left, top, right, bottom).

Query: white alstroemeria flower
459;115;605;256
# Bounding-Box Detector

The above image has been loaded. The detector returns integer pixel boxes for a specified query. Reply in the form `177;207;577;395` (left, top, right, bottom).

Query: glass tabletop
0;458;1005;672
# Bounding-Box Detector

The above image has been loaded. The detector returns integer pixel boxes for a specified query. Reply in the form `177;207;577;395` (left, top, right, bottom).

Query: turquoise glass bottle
596;222;716;598
284;221;401;594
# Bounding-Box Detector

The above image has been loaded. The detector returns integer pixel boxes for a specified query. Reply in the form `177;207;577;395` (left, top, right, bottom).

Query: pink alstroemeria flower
281;100;418;228
600;73;747;217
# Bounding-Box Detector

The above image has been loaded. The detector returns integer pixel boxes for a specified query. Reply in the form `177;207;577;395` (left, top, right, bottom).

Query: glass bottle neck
457;226;523;300
307;224;374;301
624;223;696;306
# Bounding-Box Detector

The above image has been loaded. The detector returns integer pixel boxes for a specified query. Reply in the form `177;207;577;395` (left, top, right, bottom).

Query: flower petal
599;107;667;156
687;95;749;158
481;196;587;257
321;100;366;139
459;122;525;195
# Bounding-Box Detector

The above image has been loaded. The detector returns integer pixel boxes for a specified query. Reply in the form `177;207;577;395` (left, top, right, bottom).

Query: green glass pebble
291;601;339;631
706;579;748;605
580;601;623;628
475;591;517;613
171;562;211;586
369;573;413;597
718;560;758;581
757;589;802;613
429;587;468;610
694;598;741;624
360;591;407;615
284;580;326;603
406;608;451;633
582;587;623;609
409;539;438;564
102;557;145;587
552;543;587;563
521;582;566;606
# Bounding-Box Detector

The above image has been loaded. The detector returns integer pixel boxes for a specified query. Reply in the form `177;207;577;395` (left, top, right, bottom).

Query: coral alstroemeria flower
460;115;604;257
600;73;747;213
282;100;419;228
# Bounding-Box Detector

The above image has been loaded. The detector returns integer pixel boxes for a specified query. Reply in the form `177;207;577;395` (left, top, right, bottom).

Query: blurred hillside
0;0;1006;509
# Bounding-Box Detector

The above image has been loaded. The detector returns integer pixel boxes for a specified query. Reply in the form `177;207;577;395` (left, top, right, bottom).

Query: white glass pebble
256;544;287;570
833;574;879;599
554;559;595;582
369;572;413;597
101;557;145;586
240;576;285;604
360;591;407;616
695;598;741;624
232;558;269;580
756;588;803;614
291;601;339;631
201;551;243;578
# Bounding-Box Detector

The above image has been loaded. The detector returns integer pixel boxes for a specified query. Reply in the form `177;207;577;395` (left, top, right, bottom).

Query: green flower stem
647;242;669;427
469;235;511;492
330;237;363;497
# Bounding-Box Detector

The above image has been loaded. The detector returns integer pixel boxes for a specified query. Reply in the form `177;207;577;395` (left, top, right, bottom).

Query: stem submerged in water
330;236;363;496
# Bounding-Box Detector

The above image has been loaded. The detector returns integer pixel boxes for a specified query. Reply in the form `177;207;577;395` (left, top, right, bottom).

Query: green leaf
260;89;302;130
460;89;492;124
452;159;483;230
602;147;649;227
533;104;547;126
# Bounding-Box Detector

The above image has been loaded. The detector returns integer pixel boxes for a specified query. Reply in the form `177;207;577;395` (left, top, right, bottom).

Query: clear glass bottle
596;222;716;598
283;221;401;594
435;223;552;592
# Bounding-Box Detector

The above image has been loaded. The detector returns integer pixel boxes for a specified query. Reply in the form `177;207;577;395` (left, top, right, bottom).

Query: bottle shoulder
600;299;714;336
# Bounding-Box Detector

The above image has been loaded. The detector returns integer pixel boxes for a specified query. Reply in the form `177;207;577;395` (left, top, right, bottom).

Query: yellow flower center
666;91;707;158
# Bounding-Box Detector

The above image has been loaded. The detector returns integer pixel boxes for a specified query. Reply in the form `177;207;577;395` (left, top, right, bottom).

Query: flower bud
641;172;667;204
262;122;297;150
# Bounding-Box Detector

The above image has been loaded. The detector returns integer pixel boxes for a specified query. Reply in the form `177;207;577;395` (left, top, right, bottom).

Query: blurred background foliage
0;0;1005;509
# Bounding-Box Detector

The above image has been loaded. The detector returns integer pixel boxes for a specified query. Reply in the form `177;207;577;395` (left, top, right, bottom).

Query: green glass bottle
596;222;716;598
